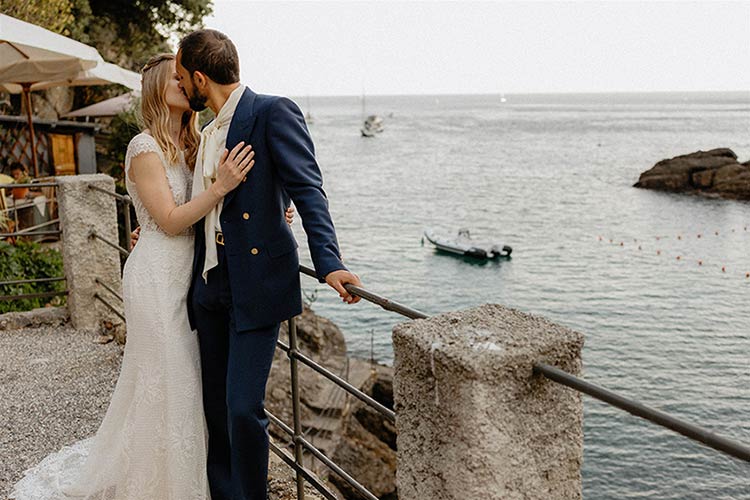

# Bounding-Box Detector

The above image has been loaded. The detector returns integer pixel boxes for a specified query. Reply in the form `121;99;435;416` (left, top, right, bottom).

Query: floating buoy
620;242;624;247
746;272;749;278
609;239;613;243
722;266;726;272
638;245;642;251
598;236;603;241
698;260;703;266
715;231;719;236
656;236;661;241
676;256;681;260
697;234;702;238
677;235;682;240
657;250;661;255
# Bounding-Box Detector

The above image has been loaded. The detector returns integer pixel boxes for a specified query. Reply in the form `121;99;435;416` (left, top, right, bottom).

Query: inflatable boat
423;228;512;260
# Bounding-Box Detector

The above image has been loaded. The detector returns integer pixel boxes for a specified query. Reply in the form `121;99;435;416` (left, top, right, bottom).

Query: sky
202;1;750;96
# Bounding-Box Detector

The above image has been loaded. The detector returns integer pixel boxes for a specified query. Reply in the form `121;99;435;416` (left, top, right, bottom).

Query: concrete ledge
0;306;69;331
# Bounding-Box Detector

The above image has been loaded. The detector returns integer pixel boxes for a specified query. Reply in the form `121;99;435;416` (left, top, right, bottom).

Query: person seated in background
10;162;28;182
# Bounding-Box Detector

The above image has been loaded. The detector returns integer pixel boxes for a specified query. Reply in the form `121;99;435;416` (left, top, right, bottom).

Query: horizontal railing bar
534;363;750;463
95;278;123;302
90;230;130;257
268;440;338;500
93;293;125;322
297;435;379;500
0;290;67;301
267;409;295;436
299;264;429;320
0;183;58;188
0;230;61;237
0;277;65;286
14;218;60;233
88;184;132;204
277;339;395;423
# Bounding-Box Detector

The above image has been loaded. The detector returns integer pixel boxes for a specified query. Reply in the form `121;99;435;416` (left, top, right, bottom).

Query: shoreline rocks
634;148;750;201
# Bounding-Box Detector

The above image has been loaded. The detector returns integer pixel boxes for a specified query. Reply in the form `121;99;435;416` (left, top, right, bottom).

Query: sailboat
360;93;384;137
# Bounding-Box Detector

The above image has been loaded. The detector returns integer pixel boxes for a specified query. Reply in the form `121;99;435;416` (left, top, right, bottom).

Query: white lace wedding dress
10;133;210;500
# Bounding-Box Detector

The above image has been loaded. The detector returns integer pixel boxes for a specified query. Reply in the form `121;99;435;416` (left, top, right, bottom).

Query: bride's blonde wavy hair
140;53;199;170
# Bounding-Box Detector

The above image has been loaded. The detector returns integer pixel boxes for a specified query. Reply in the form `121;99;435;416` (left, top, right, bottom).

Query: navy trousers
192;243;280;500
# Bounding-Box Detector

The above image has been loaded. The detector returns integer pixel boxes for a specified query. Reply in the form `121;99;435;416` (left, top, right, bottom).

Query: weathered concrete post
57;174;122;331
393;304;584;500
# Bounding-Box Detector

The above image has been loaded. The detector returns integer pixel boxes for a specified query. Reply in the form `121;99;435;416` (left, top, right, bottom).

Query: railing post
57;174;122;330
287;316;306;499
123;195;132;251
392;303;585;500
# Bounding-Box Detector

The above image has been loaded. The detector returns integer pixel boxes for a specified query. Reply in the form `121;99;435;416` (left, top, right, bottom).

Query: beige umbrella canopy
63;91;138;118
0;14;140;176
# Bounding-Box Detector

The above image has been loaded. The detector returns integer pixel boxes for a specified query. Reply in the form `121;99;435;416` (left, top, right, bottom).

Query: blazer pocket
267;238;299;258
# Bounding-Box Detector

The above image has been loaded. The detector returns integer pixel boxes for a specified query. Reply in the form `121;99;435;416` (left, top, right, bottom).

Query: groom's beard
186;84;208;112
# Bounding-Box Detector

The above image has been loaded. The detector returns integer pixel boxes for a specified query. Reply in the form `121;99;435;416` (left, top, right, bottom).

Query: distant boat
361;115;384;137
423;228;512;260
500;93;507;103
359;92;383;137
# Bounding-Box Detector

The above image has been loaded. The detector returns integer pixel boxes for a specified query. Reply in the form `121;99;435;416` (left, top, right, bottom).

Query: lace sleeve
125;134;164;173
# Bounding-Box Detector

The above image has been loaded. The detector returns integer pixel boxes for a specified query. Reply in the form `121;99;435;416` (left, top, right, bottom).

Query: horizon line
287;89;750;99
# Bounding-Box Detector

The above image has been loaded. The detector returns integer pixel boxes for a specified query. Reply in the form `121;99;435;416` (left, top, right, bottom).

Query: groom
176;29;362;500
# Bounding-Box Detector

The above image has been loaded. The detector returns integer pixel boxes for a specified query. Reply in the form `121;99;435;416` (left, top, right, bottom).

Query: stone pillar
57;174;122;331
393;304;584;500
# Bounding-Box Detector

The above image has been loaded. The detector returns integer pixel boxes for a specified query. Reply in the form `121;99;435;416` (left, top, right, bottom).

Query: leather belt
215;231;224;246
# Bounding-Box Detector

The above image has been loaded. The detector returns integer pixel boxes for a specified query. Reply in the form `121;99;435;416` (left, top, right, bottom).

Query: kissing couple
12;28;361;500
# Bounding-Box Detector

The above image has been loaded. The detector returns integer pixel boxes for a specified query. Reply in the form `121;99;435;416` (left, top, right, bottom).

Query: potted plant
12;173;32;200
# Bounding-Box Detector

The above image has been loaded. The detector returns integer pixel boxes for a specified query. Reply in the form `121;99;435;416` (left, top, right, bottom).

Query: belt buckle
215;232;224;246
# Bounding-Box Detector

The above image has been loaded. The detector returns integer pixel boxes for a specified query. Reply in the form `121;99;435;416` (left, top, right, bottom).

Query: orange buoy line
596;234;749;280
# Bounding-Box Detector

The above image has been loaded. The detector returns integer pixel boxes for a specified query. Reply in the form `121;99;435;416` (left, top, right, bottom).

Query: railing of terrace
0;181;66;305
78;181;750;500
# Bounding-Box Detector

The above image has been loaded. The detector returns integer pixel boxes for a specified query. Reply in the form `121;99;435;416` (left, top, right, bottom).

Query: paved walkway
1;326;121;498
1;325;324;500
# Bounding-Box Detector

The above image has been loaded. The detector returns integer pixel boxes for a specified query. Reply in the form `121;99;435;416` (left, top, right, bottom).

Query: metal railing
0;182;66;304
88;184;133;255
0;182;62;241
87;184;128;321
271;265;750;500
78;180;750;497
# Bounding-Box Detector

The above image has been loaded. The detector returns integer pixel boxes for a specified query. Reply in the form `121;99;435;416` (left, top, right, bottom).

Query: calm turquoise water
290;92;750;498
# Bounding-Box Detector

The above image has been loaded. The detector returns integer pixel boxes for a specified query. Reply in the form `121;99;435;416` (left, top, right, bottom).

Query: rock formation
634;148;750;201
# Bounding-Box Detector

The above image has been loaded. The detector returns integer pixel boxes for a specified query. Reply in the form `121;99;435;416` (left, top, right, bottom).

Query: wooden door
49;133;77;176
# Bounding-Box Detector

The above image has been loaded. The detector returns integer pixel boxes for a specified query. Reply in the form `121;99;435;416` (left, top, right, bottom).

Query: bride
10;53;291;499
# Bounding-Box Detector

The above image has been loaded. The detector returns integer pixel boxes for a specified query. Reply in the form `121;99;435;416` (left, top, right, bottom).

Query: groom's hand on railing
325;270;362;304
130;226;141;250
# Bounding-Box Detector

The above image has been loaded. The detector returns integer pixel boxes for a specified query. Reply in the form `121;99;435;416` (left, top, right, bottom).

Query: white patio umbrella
0;14;140;176
63;91;138;119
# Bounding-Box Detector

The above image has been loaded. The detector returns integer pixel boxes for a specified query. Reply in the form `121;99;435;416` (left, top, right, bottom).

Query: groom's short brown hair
179;29;240;85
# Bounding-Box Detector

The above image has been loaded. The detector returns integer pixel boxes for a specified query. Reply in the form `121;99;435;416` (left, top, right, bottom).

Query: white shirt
191;83;245;282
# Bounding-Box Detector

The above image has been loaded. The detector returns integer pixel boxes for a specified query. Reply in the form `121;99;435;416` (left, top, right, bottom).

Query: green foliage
0;0;75;35
0;240;66;313
72;0;214;71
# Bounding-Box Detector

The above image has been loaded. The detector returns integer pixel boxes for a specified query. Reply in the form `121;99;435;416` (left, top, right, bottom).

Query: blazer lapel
223;87;257;208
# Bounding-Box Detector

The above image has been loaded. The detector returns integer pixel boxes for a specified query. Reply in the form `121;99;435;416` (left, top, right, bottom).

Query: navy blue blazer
187;87;346;332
